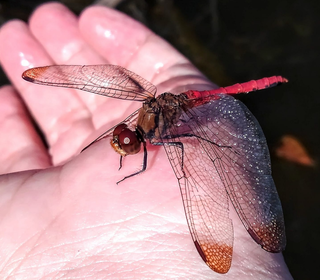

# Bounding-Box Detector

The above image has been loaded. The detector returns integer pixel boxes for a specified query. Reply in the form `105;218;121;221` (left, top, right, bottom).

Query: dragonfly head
111;123;141;156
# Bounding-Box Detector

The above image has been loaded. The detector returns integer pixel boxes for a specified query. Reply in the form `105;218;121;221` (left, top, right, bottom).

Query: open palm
0;3;292;279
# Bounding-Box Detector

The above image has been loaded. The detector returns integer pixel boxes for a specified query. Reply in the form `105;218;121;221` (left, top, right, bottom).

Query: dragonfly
22;65;287;274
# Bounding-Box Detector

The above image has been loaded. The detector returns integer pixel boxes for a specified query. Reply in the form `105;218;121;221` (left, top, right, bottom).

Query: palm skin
0;3;292;279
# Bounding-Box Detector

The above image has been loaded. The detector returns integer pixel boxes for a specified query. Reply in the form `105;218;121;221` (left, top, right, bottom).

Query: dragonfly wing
22;65;156;101
161;135;233;273
169;93;285;253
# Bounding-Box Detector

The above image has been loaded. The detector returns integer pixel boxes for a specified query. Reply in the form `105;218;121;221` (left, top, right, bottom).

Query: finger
30;3;103;65
28;3;137;130
79;6;213;93
0;20;95;164
29;3;107;109
0;20;85;133
0;85;50;173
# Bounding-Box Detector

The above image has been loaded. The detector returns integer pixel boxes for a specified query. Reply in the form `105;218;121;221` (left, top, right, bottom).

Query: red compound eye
118;128;141;155
113;123;128;137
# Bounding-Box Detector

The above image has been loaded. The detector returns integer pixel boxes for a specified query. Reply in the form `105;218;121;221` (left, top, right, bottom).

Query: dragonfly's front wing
22;65;156;101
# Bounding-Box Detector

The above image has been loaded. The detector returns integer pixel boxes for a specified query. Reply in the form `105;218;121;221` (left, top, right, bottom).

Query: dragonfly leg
116;140;147;184
163;133;232;149
151;140;187;179
153;133;234;180
118;156;123;170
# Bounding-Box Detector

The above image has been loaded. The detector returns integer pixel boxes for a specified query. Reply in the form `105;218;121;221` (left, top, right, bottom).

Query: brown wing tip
22;66;49;82
194;240;232;274
22;71;35;82
247;226;286;253
194;240;208;262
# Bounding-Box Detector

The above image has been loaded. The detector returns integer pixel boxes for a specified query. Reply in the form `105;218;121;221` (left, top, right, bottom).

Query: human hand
0;2;292;279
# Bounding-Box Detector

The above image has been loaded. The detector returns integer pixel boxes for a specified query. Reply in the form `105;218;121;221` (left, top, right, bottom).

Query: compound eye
113;123;128;137
118;128;141;155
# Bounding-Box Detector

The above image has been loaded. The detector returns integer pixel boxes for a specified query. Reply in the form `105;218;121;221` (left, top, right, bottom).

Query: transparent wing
22;65;156;101
162;136;233;274
160;94;285;272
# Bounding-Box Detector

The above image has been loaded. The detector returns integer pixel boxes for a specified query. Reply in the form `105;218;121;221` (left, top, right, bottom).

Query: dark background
1;0;319;279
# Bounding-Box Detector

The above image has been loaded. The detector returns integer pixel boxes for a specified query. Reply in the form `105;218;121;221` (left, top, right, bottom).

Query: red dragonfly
22;65;287;274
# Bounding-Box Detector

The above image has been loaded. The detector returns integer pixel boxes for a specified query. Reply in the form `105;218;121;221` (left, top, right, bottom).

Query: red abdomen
184;76;288;103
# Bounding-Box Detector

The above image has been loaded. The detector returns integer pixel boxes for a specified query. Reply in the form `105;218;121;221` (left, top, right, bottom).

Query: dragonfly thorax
137;92;188;139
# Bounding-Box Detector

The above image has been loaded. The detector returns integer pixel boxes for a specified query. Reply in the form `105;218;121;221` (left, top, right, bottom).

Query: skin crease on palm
0;2;293;279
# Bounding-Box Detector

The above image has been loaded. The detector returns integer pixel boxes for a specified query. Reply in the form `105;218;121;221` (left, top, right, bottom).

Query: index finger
79;6;210;93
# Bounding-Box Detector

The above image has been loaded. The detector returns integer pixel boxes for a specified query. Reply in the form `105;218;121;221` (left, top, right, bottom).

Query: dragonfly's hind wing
175;94;286;253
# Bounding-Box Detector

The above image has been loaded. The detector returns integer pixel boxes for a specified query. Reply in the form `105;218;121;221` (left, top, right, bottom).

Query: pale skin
0;2;293;279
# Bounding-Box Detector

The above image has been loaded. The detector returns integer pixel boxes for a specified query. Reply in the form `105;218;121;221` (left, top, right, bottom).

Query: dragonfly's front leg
116;141;147;184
